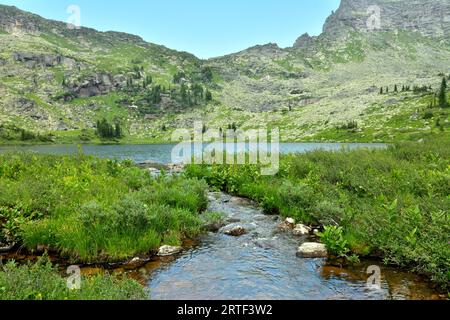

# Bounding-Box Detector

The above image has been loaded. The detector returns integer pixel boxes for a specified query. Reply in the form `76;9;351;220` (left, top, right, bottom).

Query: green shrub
317;226;350;258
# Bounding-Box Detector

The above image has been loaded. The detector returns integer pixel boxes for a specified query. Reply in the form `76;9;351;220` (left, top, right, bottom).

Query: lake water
0;143;387;164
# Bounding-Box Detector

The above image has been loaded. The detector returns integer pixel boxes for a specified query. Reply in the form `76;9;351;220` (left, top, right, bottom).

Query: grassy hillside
0;5;449;144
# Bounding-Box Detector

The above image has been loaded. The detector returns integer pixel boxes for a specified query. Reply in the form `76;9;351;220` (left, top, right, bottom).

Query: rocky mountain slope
0;0;449;143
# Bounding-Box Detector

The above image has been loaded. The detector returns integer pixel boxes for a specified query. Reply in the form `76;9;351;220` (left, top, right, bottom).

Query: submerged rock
230;197;253;206
296;243;328;258
158;245;182;256
203;221;226;233
292;224;311;236
223;225;247;237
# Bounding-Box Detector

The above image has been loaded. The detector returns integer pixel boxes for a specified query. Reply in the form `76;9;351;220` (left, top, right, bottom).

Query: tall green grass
0;256;148;300
185;138;450;290
0;152;207;262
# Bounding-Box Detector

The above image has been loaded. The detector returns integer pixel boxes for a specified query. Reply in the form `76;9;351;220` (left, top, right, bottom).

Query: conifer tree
438;77;448;108
205;90;213;101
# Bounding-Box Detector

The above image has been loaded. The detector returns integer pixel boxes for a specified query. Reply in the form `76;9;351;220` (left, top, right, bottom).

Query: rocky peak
0;4;146;45
322;0;450;38
293;33;316;49
0;5;46;34
237;43;284;58
246;43;281;53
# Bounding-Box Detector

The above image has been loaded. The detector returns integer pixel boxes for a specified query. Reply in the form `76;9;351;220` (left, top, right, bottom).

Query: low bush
317;226;350;258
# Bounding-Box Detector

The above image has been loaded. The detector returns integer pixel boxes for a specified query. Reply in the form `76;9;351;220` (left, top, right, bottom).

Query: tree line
96;118;122;139
379;76;448;108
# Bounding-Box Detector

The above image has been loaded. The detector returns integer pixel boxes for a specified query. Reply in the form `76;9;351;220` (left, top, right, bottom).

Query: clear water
0;142;387;164
144;193;442;300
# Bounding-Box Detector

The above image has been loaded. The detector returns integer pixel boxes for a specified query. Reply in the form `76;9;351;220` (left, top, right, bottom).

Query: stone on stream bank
157;245;183;256
296;243;328;258
275;218;313;237
275;218;296;232
0;243;15;253
285;218;295;227
138;162;185;177
292;224;312;237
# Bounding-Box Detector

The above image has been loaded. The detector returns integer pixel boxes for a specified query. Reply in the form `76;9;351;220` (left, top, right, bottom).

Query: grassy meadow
0;152;208;263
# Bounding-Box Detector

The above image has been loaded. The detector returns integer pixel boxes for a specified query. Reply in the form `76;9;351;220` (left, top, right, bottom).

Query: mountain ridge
0;1;449;144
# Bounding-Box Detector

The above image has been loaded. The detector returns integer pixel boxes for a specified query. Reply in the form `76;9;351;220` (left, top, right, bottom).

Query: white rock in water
158;245;182;256
292;224;311;236
296;243;328;258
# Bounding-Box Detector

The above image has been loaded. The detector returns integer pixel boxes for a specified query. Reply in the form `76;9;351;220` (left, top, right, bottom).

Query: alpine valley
0;1;450;301
0;0;449;144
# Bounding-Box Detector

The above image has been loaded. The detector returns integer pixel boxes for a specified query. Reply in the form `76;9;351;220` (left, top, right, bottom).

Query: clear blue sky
0;0;340;58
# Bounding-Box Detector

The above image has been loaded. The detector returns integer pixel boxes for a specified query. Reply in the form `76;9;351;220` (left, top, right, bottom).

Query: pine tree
143;74;152;88
114;123;122;138
380;87;383;94
394;85;398;93
126;76;133;88
180;84;189;106
205;90;212;101
96;118;121;139
438;77;447;108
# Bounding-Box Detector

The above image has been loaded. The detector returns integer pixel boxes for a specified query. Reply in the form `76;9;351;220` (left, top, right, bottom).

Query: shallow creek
115;192;443;300
2;192;444;300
